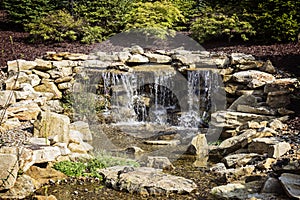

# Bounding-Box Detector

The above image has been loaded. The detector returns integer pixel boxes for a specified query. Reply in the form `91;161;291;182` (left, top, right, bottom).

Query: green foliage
53;161;86;177
191;6;255;43
74;0;135;39
202;0;300;42
3;0;58;25
53;155;139;178
124;1;185;39
25;10;83;42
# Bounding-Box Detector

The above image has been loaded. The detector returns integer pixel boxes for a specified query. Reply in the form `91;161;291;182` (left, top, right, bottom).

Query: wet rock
232;70;275;88
33;111;70;143
210;183;247;199
0;154;18;190
144;53;172;63
279;173;300;199
99;166;197;195
0;174;35;199
261;177;284;194
70;121;93;142
186;134;208;156
248;137;291;158
223;153;261;168
146;156;175;170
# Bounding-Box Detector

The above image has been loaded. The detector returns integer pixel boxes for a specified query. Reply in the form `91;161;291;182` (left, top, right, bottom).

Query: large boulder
33;111;70;143
99;166;197;196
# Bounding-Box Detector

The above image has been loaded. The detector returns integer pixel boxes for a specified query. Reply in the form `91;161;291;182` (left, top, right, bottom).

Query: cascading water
90;67;222;129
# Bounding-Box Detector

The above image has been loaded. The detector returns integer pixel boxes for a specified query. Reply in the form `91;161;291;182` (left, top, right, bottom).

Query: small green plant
53;154;139;178
53;161;86;177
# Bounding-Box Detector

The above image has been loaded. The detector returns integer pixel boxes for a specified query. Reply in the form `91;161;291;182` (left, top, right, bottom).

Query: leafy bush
74;0;135;39
191;6;255;43
3;0;58;25
25;10;83;42
201;0;300;42
54;160;86;177
124;1;185;39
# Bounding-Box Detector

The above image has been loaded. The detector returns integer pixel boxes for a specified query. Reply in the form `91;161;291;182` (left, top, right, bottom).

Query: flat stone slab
279;173;300;199
144;140;180;145
99;166;197;196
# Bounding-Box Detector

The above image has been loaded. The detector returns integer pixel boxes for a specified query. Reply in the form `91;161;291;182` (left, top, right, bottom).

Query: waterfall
74;66;223;129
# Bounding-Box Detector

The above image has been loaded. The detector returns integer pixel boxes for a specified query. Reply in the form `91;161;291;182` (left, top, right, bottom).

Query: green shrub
3;0;58;25
25;10;83;42
191;6;255;43
53;161;86;177
124;1;185;39
74;0;135;39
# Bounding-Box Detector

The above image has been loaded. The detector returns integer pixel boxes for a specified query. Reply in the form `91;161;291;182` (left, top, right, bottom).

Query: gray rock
130;45;144;54
264;78;298;93
146;156;175;170
99;166;197;195
279;173;300;199
261;59;276;73
248;137;291;158
222;153;260;168
266;91;291;108
0;154;19;190
232;70;275;88
261;177;284;194
228;94;258;111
